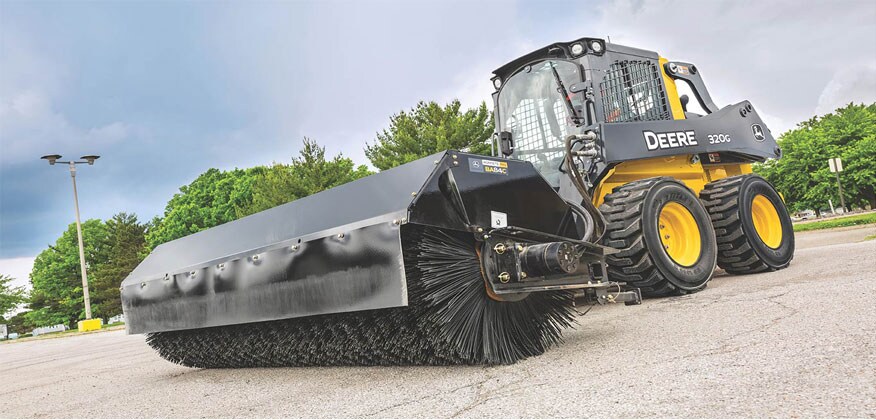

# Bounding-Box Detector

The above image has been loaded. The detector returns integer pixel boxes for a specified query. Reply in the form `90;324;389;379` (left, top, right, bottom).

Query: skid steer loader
121;37;794;367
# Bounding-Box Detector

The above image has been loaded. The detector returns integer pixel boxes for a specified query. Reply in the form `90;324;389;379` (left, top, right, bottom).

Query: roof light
570;43;585;56
590;40;603;53
493;78;502;89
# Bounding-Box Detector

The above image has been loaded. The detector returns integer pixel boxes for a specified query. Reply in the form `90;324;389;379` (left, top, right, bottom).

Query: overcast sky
2;0;875;290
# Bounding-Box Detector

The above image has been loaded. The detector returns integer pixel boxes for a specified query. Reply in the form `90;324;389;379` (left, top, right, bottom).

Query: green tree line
755;103;876;214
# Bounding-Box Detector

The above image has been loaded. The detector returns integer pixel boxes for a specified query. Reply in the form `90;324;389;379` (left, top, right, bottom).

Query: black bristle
146;226;577;367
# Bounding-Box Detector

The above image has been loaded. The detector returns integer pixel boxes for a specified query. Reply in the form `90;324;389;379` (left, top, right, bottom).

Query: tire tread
600;177;705;297
700;174;787;274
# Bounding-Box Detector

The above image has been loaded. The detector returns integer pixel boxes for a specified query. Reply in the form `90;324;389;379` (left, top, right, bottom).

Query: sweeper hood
121;151;603;336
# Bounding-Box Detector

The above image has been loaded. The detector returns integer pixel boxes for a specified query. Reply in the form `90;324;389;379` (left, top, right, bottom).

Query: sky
1;0;875;290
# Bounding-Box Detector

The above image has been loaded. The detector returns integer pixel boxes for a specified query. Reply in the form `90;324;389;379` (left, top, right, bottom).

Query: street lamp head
80;155;100;165
41;154;63;165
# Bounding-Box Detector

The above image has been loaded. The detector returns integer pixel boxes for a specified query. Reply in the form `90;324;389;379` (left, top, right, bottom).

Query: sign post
828;157;845;212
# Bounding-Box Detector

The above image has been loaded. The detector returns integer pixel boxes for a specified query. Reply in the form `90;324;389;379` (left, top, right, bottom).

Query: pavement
2;225;875;418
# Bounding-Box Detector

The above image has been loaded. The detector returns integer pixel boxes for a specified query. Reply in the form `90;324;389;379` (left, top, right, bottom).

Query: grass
794;212;876;232
865;234;876;241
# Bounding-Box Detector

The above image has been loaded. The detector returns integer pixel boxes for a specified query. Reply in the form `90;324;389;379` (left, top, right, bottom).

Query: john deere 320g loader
121;37;794;367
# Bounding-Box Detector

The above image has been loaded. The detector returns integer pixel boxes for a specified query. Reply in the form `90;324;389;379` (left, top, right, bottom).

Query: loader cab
491;38;677;186
493;59;584;186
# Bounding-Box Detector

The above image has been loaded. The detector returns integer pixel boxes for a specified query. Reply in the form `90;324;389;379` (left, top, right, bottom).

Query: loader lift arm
663;61;719;114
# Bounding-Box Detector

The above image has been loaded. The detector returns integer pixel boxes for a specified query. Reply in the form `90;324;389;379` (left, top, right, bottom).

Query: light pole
828;157;846;213
41;154;100;320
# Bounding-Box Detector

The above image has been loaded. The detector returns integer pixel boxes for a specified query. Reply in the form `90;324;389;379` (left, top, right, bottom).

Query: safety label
490;211;508;228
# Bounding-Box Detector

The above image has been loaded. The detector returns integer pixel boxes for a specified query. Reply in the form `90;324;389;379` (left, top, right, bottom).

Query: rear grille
599;60;670;123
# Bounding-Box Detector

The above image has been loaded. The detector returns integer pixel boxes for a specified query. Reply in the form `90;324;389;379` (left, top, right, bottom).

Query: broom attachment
127;151;642;367
146;226;639;367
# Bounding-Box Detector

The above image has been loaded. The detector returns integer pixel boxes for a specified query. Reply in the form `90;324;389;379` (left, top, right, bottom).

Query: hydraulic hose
564;198;595;244
564;133;607;242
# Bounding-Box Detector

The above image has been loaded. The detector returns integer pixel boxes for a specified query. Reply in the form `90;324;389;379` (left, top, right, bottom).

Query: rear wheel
700;175;794;274
599;177;718;297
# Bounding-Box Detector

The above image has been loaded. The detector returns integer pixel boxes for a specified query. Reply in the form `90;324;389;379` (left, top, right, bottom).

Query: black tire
700;175;794;274
599;177;718;297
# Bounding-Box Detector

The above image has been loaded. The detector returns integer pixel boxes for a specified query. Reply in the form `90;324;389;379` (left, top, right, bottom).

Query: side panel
599;101;780;165
123;220;406;334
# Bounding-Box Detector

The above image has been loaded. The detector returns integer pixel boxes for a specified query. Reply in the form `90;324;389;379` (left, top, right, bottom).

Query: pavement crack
362;370;497;418
679;290;798;360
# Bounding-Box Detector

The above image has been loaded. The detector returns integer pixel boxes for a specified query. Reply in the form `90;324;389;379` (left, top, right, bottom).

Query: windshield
497;60;583;185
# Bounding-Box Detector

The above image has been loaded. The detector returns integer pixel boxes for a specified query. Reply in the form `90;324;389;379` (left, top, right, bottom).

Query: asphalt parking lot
2;225;875;418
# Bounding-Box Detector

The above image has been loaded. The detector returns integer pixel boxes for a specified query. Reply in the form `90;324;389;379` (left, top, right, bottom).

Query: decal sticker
491;211;508;228
708;153;721;163
468;158;483;173
751;124;765;142
468;158;508;175
707;133;732;144
643;130;698;151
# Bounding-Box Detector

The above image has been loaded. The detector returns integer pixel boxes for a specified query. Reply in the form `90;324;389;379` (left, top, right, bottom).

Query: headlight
493;78;502;89
570;43;585;56
590;40;603;53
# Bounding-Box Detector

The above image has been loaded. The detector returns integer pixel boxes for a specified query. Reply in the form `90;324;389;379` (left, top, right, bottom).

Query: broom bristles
146;226;577;367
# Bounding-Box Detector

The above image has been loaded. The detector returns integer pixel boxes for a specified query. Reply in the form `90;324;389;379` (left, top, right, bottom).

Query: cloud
0;257;35;291
441;38;543;111
0;22;134;165
588;0;876;135
815;60;876;115
0;87;133;162
434;0;876;138
87;122;131;143
2;0;875;261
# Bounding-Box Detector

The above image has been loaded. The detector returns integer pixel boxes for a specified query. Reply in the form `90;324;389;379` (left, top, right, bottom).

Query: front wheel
700;175;795;274
599;177;718;297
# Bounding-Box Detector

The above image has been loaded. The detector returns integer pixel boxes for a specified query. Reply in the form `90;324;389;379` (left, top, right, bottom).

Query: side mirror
499;131;514;156
679;94;690;112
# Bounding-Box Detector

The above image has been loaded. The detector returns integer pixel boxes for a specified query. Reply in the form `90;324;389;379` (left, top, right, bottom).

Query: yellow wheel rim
658;202;702;267
751;194;782;249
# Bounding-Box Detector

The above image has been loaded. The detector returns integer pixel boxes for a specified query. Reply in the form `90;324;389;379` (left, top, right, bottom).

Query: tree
147;138;372;248
146;166;265;248
242;138;372;215
0;274;26;321
89;213;148;319
365;100;495;170
842;133;876;209
27;220;110;328
755;103;876;213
